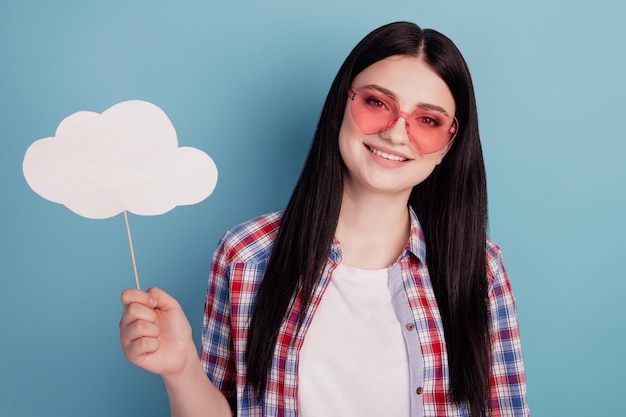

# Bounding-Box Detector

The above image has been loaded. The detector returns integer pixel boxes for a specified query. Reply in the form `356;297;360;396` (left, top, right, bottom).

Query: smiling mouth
367;145;408;162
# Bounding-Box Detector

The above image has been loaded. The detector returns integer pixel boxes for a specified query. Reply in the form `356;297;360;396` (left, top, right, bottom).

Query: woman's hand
119;287;232;417
119;287;196;377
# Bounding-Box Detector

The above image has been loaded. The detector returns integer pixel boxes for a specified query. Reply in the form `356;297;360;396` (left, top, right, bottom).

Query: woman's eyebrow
362;84;452;114
361;84;397;98
416;103;450;114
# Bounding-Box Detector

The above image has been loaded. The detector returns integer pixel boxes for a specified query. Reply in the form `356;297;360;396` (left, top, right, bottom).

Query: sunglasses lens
348;88;396;134
349;87;457;154
406;109;457;153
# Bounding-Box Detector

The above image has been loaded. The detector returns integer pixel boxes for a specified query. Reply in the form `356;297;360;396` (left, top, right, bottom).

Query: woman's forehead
352;55;455;113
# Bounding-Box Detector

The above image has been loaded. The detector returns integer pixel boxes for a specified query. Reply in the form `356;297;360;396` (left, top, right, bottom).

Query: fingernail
149;297;157;307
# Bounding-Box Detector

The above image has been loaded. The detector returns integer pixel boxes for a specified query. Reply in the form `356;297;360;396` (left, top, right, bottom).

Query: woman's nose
382;116;410;145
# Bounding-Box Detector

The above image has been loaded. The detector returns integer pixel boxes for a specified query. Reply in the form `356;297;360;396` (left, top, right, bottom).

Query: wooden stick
123;210;140;290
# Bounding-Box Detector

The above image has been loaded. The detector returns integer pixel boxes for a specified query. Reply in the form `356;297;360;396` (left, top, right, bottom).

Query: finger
119;302;158;329
124;335;160;363
120;319;161;345
121;288;157;309
146;287;183;312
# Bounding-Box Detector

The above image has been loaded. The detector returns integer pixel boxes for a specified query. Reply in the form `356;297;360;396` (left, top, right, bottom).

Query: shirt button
406;323;415;331
416;387;424;395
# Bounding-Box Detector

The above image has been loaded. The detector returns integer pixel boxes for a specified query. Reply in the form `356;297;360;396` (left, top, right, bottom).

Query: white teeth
368;146;407;162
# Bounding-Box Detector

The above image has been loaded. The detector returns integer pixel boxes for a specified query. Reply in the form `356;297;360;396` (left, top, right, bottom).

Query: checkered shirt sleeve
200;232;237;407
200;212;284;416
486;242;530;416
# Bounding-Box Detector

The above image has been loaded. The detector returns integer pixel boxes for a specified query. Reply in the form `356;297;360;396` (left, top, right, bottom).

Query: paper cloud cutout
23;100;218;219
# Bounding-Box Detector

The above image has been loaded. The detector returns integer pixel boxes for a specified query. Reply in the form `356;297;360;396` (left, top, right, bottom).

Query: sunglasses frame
347;87;459;154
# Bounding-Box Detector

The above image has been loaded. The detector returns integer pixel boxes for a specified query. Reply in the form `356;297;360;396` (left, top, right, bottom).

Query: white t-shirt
298;263;411;417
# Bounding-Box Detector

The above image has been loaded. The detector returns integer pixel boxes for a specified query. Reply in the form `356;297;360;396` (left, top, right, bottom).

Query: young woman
120;21;529;417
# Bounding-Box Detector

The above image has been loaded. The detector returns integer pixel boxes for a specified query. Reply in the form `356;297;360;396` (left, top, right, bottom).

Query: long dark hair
246;22;490;416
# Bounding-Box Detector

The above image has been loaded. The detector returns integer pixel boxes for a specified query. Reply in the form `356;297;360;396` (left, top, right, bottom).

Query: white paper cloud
23;100;218;219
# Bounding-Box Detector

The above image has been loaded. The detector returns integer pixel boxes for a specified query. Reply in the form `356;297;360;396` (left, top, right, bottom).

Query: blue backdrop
1;1;624;415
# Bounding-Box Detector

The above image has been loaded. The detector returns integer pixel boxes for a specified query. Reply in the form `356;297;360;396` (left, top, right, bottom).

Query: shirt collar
407;206;427;263
329;238;342;264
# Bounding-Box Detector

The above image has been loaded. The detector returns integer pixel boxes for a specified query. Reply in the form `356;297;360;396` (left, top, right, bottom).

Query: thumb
146;287;182;311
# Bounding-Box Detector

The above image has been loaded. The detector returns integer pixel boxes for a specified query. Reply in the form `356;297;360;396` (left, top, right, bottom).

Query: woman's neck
335;189;411;270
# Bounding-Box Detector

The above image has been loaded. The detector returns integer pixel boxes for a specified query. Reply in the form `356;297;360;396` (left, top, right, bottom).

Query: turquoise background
1;0;624;415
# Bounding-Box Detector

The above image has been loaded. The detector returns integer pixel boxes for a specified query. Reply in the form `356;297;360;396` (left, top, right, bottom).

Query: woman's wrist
162;341;203;382
162;343;231;417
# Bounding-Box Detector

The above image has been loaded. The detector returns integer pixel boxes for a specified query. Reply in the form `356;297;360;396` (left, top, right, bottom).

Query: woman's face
339;55;456;199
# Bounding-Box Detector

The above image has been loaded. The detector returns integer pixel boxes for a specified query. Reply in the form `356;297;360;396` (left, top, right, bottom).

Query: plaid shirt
201;210;529;416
